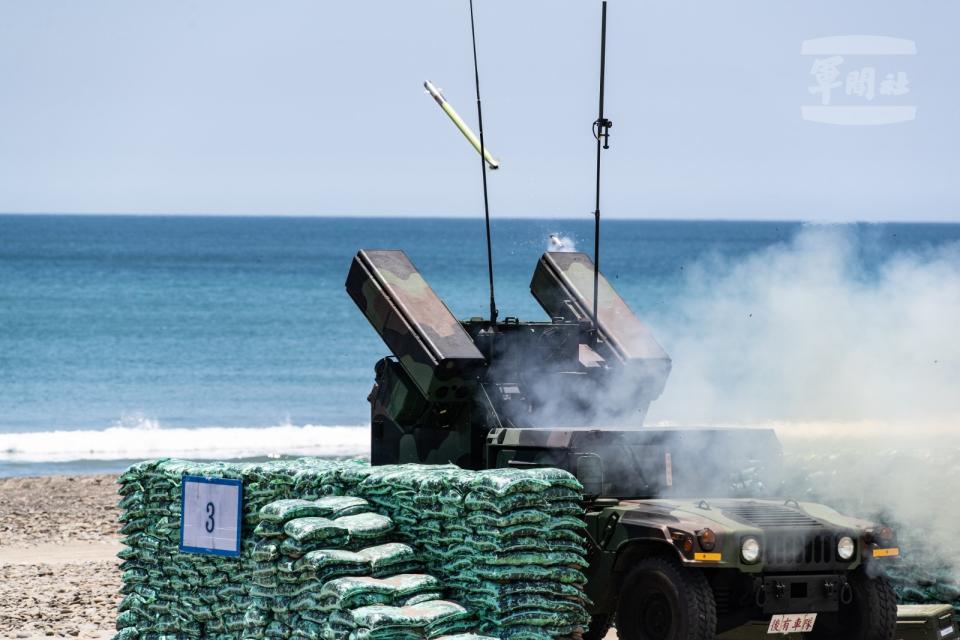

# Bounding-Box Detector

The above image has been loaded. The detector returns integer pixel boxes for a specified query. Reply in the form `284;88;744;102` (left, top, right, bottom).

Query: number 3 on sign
179;476;243;557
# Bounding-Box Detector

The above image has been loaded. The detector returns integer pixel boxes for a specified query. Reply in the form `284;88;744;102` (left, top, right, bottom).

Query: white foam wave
0;424;369;463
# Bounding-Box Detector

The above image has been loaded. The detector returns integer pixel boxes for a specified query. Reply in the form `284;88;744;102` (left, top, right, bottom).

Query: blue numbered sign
179;476;243;557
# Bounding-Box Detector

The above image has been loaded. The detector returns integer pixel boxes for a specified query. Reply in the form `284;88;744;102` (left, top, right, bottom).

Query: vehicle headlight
837;536;856;561
698;528;717;552
741;537;761;564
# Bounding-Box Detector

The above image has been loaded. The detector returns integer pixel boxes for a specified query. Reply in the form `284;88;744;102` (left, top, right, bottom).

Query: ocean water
1;214;959;476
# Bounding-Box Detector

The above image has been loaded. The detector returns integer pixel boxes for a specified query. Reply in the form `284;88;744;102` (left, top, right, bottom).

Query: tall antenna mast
468;0;498;325
592;1;612;329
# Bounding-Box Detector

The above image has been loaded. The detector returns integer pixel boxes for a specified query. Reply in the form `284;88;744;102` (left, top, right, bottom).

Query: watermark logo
801;35;917;125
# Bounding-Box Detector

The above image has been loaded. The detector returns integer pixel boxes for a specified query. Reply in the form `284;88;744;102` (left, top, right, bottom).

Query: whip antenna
591;1;612;329
468;0;498;326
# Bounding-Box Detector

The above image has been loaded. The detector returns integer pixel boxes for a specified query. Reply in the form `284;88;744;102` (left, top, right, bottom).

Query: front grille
722;504;823;528
764;532;844;569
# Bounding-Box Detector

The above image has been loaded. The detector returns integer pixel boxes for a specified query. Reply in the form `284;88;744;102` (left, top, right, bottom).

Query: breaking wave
0;424;369;463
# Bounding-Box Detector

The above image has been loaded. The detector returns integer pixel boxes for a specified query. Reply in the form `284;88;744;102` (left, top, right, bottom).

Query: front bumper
757;574;848;614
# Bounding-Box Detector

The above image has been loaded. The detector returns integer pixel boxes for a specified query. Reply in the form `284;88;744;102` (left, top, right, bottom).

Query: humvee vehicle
346;248;901;640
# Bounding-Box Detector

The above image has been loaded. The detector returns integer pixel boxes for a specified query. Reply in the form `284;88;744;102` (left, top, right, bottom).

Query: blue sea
2;215;959;477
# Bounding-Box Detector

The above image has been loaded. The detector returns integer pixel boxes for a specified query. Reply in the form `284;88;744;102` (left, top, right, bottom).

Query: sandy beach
0;475;121;639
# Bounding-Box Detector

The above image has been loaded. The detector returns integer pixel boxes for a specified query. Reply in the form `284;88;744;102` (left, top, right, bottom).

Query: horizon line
1;211;958;224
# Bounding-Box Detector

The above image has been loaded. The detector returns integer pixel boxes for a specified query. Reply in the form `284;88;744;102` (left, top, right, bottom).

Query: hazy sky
0;0;957;220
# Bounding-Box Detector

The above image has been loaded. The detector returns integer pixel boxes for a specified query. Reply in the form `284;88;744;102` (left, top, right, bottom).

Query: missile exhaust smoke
547;233;577;252
635;225;960;604
509;225;958;605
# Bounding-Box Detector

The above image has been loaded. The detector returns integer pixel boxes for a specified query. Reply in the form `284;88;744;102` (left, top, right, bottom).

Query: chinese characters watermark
802;35;917;125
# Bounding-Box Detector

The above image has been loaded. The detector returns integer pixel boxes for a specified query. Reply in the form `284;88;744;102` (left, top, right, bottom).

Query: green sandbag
284;517;350;544
319;495;375;517
357;543;419;575
319;574;442;611
276;575;364;598
294;548;371;575
465;523;584;541
243;607;270;626
336;512;395;541
264;620;290;636
465;508;552;528
403;591;444;606
350;632;421;640
428;621;477;638
116;610;138;629
122;568;149;584
291;619;326;640
476;551;589;568
282;513;392;552
259;496;371;523
280;536;347;559
288;593;322;610
251;541;280;562
259;499;334;523
254;521;284;538
470;565;586;585
318;584;392;612
118;593;145;613
481;602;589;625
342;600;471;635
478;595;588;615
463;492;548;513
422;602;475;637
113;628;140;640
470;580;588;601
548;501;585;516
466;473;551;496
491;624;578;640
117;546;138;560
460;537;584;555
516;467;582;491
546;515;588;530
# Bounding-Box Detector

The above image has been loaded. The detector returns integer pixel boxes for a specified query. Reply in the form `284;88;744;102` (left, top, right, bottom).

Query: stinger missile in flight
424;80;500;170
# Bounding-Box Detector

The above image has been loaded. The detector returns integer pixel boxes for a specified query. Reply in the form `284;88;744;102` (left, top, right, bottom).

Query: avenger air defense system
341;1;918;637
346;248;904;640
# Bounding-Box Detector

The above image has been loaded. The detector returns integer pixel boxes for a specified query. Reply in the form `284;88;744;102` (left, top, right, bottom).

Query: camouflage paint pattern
346;250;485;402
531;251;671;363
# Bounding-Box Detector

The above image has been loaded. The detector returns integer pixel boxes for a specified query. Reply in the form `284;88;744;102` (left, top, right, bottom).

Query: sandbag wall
329;464;592;639
248;495;476;639
114;459;591;640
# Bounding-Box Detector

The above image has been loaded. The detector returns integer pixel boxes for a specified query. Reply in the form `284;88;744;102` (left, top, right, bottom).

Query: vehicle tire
808;570;897;640
615;556;717;640
582;614;613;640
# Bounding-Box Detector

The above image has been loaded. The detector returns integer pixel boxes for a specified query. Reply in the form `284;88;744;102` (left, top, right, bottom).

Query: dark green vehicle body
346;248;901;637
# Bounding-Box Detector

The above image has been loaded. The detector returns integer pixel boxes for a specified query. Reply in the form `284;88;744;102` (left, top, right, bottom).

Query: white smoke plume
643;224;960;591
647;224;960;427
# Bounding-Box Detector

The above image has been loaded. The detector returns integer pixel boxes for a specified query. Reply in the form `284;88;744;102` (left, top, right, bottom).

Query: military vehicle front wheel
807;570;897;640
616;556;717;640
